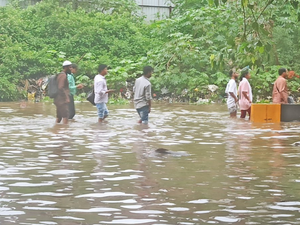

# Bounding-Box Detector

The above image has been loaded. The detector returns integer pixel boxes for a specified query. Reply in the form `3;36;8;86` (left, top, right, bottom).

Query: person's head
62;60;72;74
98;64;108;76
70;64;78;74
229;69;239;79
279;68;287;78
143;66;154;78
240;68;250;81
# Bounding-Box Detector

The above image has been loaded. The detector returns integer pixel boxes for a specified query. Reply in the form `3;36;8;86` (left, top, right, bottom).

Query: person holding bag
94;64;114;123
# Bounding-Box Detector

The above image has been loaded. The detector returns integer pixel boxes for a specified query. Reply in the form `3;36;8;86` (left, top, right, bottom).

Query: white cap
62;60;72;67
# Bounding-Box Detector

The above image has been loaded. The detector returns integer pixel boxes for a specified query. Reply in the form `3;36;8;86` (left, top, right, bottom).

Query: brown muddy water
0;102;300;225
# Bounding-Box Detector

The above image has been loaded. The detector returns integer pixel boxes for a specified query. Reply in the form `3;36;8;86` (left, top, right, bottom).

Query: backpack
47;74;59;98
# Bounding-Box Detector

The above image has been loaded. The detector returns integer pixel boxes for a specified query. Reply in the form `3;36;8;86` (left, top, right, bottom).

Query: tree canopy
1;0;300;101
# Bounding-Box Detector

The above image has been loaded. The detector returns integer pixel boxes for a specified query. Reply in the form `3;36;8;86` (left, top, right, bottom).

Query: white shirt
225;79;237;108
94;74;108;104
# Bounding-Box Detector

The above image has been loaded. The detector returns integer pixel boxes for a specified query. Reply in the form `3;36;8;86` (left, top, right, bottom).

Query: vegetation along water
1;0;300;103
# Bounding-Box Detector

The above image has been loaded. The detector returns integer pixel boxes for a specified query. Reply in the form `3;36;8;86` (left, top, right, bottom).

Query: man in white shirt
225;70;239;118
94;64;114;123
133;66;153;124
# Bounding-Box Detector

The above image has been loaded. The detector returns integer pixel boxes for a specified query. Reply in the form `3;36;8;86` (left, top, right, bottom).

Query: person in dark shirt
54;61;72;124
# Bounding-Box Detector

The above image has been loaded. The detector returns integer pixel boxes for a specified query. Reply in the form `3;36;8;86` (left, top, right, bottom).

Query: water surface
0;102;300;224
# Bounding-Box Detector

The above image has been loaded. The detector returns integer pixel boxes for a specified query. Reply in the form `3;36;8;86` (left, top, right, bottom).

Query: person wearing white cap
54;60;72;124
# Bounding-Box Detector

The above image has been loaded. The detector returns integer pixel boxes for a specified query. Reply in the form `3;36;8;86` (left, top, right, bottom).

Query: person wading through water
94;64;115;123
225;69;239;118
54;61;72;124
68;64;84;120
133;66;154;124
238;68;253;120
272;68;288;104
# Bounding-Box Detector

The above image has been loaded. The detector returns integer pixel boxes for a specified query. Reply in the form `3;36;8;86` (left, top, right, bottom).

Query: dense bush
1;0;300;102
0;0;153;100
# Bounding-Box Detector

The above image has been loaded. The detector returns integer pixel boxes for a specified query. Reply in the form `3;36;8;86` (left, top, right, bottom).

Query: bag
288;96;295;104
47;74;59;98
87;90;95;105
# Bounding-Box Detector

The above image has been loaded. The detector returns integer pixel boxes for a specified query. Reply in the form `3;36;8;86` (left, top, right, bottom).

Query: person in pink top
238;68;252;119
272;68;288;104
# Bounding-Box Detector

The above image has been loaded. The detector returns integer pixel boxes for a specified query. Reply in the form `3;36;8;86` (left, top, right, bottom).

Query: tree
8;0;138;13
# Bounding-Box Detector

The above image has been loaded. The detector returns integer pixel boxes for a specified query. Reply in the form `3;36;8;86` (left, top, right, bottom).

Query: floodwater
0;102;300;225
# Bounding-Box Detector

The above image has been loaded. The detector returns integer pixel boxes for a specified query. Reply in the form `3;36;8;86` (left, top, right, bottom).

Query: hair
229;69;234;77
71;64;78;70
98;64;108;73
143;66;154;76
278;68;287;76
240;69;249;81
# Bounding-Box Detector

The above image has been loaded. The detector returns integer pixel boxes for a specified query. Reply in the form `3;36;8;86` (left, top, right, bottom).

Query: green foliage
108;97;130;105
41;96;51;102
146;7;239;98
1;0;300;102
74;92;87;102
0;0;152;76
107;59;144;92
0;77;20;101
8;0;138;13
0;0;153;101
250;66;283;100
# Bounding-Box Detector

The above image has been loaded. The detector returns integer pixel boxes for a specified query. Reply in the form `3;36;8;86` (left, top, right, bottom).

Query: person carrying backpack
54;61;72;124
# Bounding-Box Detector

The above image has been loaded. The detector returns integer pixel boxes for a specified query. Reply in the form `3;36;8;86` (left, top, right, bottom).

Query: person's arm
105;89;115;94
77;84;84;89
145;84;152;113
97;80;114;96
229;92;238;103
242;91;251;103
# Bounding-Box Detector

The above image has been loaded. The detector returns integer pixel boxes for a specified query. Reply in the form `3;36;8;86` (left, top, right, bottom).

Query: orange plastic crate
251;104;281;123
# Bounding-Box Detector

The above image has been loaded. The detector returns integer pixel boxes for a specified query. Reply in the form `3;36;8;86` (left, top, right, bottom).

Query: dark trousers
241;107;251;119
68;94;76;119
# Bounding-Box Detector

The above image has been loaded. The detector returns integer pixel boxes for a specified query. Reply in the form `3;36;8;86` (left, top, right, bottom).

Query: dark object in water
292;142;300;146
154;148;190;157
155;148;171;154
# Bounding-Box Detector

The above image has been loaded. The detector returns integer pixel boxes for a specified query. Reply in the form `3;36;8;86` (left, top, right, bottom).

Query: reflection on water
0;102;300;224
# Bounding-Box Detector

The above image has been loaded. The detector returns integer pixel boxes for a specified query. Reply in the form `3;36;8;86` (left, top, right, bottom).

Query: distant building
0;0;7;6
136;0;173;21
0;0;173;21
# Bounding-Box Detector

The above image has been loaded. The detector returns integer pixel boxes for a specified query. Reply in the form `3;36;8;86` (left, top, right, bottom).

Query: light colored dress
238;77;252;110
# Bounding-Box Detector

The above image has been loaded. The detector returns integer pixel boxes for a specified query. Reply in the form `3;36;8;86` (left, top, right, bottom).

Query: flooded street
1;102;300;225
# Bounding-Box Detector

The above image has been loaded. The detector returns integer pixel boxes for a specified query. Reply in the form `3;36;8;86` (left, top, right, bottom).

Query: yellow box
251;104;281;123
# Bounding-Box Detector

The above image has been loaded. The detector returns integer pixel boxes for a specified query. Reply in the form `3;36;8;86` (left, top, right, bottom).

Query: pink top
238;78;252;110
